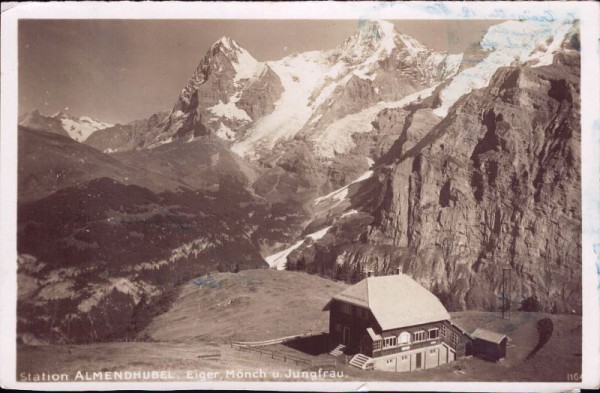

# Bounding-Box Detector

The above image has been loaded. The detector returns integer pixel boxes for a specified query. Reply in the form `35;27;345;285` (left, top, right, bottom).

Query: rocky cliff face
289;53;581;313
160;38;284;145
85;112;170;153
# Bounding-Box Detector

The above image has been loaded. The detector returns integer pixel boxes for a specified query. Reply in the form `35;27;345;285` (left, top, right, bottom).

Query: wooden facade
329;299;472;361
472;337;507;361
329;299;377;354
327;273;476;372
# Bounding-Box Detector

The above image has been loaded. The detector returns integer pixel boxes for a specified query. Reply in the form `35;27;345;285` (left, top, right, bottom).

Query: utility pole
501;267;511;319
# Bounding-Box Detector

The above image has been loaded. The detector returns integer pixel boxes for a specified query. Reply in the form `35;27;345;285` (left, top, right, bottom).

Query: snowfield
232;51;331;158
434;19;575;117
310;85;438;158
58;115;113;142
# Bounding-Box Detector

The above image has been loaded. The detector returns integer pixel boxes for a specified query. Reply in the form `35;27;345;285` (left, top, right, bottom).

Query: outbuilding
470;328;508;362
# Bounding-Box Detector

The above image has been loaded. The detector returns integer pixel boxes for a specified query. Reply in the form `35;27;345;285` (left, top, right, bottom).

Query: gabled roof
449;320;472;337
366;327;382;341
332;274;451;331
471;328;508;344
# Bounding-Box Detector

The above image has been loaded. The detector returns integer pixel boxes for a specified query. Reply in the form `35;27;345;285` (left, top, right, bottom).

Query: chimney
366;270;374;277
396;266;403;275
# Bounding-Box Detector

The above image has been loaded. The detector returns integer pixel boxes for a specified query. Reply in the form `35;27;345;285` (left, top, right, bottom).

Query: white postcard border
1;1;599;391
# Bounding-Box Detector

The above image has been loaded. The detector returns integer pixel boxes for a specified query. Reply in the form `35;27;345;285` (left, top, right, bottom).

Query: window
401;355;409;360
373;340;382;351
357;308;369;319
399;331;411;344
386;359;394;364
341;303;353;314
413;330;426;342
430;349;437;354
452;332;458;347
384;336;397;348
441;324;447;338
429;328;439;339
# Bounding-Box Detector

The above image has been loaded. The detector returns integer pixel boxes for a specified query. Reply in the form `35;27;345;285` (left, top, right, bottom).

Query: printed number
567;373;581;382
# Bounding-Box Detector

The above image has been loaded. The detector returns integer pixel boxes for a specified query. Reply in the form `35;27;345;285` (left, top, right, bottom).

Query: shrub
520;296;542;312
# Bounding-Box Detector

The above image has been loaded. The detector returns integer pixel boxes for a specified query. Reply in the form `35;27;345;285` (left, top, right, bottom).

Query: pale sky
19;20;500;124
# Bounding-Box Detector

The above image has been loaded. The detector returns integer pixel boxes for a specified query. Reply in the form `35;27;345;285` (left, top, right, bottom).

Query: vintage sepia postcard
1;1;599;391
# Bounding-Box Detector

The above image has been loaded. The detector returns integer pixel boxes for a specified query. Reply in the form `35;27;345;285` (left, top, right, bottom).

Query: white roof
366;327;382;341
333;274;450;331
471;328;508;344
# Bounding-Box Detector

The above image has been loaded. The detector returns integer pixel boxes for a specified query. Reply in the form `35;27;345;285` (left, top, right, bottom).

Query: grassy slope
143;269;349;342
17;270;581;382
18;127;184;203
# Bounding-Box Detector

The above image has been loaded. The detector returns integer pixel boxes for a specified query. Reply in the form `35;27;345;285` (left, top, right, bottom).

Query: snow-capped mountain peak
209;36;258;78
337;20;431;65
52;112;113;142
232;20;462;159
338;20;399;63
213;36;238;51
19;110;113;142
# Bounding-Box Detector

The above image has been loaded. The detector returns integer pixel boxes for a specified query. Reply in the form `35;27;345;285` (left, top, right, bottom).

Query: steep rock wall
371;58;581;312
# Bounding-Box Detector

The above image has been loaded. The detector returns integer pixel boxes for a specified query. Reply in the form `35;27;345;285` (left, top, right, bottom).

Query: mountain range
17;19;581;343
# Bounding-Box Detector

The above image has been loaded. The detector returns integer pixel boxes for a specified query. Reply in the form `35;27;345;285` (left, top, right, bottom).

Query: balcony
372;339;441;358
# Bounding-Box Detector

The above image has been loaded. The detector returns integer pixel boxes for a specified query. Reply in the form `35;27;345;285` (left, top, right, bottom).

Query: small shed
471;328;508;362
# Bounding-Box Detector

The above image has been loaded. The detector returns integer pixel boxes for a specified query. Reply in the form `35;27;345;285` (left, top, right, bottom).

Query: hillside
17;270;581;382
143;269;349;342
18;126;185;203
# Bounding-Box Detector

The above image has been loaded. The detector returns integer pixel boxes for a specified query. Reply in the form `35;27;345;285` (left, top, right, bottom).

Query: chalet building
325;271;472;372
470;328;508;362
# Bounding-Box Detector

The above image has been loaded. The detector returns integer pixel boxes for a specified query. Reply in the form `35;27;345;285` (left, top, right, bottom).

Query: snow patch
309;114;323;126
215;123;236;140
341;209;359;218
398;34;428;54
147;137;173;149
209;100;252;122
314;170;374;205
265;226;332;270
232;46;260;84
